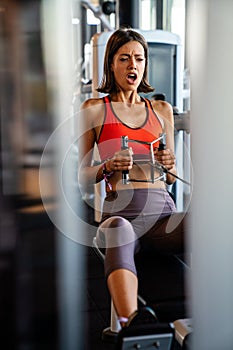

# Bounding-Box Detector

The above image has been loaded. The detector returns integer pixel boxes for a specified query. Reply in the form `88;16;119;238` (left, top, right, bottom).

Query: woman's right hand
105;147;134;173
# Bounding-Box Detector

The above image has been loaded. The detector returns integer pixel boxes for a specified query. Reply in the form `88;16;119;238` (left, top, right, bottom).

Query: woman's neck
110;91;142;105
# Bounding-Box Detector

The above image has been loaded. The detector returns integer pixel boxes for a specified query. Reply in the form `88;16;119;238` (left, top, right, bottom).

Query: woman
78;28;185;327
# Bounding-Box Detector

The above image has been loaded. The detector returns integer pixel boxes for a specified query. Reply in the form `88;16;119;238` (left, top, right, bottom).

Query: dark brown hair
97;28;154;94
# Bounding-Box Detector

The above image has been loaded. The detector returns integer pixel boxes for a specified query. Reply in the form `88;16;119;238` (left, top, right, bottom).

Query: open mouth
127;73;137;84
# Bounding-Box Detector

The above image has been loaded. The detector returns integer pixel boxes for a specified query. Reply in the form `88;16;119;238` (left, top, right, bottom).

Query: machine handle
158;133;166;151
158;133;167;182
121;136;129;185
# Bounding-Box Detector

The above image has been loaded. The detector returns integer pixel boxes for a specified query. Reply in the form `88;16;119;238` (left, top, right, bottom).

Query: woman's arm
78;99;105;189
152;100;177;185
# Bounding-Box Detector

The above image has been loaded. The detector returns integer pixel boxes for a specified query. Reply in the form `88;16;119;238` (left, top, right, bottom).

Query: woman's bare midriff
106;165;167;192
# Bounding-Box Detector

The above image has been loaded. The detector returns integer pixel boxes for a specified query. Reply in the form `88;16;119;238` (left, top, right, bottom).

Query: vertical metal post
156;0;164;29
116;0;140;28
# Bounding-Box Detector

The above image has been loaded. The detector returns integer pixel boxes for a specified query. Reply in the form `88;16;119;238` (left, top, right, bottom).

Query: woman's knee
101;216;129;228
97;216;136;248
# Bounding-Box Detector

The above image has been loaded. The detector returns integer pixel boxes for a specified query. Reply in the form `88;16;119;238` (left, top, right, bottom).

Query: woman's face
111;40;146;92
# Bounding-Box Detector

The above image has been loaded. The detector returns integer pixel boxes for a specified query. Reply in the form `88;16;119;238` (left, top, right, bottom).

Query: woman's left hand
154;148;176;170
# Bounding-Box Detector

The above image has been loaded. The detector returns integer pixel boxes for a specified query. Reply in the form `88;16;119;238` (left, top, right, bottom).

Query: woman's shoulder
150;99;173;123
80;97;104;110
80;97;106;129
150;99;173;113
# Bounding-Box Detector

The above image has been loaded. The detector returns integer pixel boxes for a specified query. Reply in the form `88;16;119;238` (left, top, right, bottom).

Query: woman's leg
140;212;187;254
107;268;138;322
97;216;139;323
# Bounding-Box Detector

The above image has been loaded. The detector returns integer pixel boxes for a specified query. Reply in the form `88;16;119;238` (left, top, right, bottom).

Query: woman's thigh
139;212;188;255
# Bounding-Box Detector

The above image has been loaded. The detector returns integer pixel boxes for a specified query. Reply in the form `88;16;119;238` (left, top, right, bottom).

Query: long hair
97;28;154;94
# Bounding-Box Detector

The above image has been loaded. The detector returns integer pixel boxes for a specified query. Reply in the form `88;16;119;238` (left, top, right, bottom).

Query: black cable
151;162;192;186
164;169;191;186
132;160;192;186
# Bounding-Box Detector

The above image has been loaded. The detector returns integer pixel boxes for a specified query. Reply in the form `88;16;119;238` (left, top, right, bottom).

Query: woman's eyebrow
119;53;144;57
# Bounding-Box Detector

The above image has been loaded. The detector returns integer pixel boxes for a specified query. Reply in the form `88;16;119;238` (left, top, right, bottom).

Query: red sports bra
97;95;163;161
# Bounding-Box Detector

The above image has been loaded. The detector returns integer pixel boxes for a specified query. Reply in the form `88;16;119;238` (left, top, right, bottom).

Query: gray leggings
96;188;186;278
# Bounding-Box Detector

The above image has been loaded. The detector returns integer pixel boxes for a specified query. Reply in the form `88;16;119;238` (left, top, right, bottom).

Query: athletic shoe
126;306;158;327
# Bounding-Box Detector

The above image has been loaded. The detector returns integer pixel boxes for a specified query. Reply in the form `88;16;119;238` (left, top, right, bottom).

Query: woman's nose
128;57;136;69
